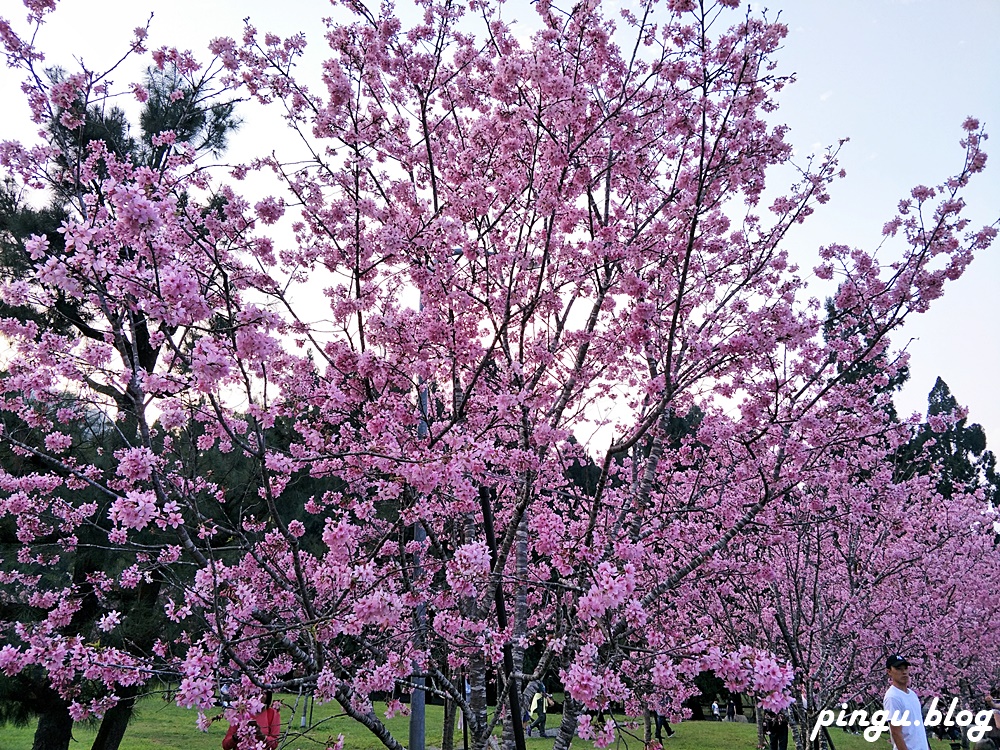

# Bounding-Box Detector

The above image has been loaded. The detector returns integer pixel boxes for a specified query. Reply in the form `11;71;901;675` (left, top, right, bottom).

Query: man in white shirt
884;654;930;750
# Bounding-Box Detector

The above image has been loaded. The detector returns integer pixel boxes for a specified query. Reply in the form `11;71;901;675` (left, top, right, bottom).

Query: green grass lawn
5;702;959;750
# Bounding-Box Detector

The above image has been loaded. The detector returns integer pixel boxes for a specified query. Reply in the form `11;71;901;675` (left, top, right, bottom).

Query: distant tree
137;64;240;169
894;377;999;503
698;374;1000;750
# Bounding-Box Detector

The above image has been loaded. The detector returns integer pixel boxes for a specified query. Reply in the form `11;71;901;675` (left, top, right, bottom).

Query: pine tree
0;63;239;750
895;377;998;504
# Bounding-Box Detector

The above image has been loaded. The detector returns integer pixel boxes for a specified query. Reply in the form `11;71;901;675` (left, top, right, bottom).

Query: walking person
726;697;736;722
652;711;676;742
528;685;554;738
712;699;721;721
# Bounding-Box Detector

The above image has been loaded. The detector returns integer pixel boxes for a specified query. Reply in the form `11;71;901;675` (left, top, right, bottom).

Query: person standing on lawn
522;680;542;737
884;655;929;750
222;691;281;750
764;711;788;750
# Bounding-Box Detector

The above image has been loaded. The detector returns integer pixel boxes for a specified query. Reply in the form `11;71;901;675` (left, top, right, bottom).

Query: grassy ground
2;701;946;750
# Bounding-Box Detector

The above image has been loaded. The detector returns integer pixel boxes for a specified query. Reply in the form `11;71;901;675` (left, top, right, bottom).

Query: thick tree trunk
551;696;583;750
89;571;163;750
32;700;73;750
502;515;529;750
90;686;139;750
468;653;490;749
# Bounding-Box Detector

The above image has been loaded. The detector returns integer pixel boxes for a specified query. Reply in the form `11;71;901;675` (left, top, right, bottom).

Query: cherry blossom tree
705;458;1000;749
0;1;996;750
697;371;1000;750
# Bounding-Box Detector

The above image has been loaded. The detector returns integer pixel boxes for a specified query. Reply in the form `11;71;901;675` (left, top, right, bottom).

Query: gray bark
502;515;529;750
551;696;583;750
468;652;490;749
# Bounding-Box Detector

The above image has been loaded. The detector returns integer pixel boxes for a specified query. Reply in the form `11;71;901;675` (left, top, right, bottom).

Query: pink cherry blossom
0;3;996;750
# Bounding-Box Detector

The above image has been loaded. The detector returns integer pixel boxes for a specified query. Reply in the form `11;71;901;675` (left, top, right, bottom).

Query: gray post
409;522;427;750
409;375;431;750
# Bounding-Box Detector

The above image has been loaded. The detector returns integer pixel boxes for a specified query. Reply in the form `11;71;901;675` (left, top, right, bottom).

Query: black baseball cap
886;654;911;669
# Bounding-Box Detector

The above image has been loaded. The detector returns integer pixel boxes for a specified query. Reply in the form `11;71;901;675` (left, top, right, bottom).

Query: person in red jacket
222;691;281;750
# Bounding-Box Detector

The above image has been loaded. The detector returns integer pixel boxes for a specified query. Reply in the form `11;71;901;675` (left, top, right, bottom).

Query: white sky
1;0;997;444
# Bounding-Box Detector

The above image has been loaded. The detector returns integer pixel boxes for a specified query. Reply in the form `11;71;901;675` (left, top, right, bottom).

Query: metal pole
408;374;432;750
409;523;428;750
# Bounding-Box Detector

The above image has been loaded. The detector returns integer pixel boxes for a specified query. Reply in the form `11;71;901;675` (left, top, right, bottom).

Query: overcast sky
1;0;998;444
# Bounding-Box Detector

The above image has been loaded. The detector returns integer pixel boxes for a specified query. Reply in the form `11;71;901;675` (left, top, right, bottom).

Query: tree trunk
959;679;972;750
90;686;139;750
443;694;457;750
409;522;428;750
789;703;805;750
552;696;583;750
502;515;529;750
792;709;835;750
89;571;164;750
755;696;765;749
468;653;490;749
32;699;73;750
